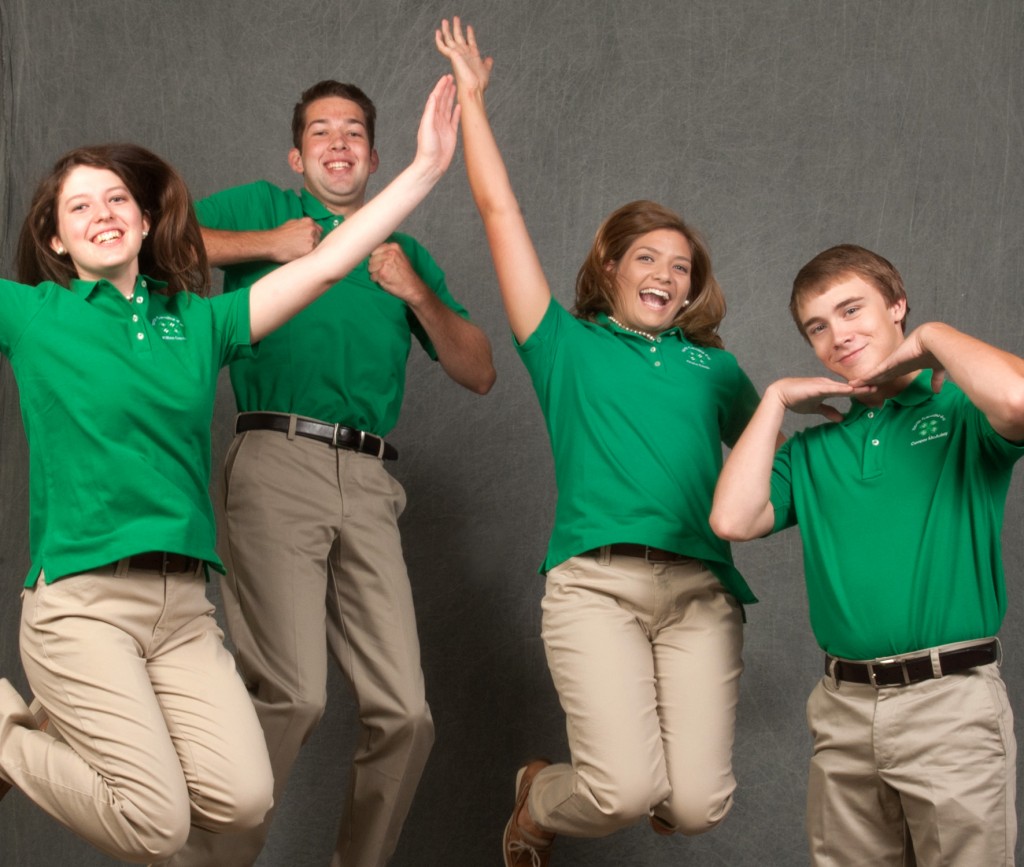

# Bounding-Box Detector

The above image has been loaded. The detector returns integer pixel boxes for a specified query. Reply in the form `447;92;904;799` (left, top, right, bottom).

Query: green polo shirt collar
595;311;684;342
300;187;340;222
69;274;169;299
844;369;934;424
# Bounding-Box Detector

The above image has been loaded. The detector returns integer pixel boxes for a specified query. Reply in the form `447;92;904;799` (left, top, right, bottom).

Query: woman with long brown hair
437;20;759;866
0;75;459;863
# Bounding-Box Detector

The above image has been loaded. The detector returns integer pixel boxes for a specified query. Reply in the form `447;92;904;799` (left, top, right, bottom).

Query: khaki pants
806;661;1017;866
1;565;272;864
168;426;433;867
530;551;744;837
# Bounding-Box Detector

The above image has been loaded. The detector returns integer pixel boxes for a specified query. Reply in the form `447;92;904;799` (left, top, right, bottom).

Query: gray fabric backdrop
1;0;1022;864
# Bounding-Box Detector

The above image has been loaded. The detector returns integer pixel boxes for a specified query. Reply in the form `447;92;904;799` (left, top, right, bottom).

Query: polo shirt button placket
862;409;884;477
133;284;148;349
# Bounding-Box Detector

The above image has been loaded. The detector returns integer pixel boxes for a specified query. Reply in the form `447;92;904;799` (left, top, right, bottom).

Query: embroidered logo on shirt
910;413;948;446
681;347;711;370
152;315;186;341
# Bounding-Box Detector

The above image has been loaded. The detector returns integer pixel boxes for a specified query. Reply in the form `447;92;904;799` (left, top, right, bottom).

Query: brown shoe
503;760;555;866
29;697;49;733
650;814;675;835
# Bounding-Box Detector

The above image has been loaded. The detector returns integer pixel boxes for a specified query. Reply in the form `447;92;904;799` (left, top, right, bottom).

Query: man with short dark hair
167;80;495;867
711;244;1023;866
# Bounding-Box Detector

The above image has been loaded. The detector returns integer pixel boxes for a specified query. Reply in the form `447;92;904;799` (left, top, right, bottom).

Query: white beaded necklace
608;316;659;341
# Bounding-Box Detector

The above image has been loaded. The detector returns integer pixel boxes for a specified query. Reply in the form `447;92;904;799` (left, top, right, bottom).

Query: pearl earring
55;244;66;255
142;230;149;239
682;299;691;307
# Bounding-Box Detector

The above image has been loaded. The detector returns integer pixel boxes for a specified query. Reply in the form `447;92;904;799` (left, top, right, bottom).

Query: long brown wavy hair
573;200;726;350
15;143;209;296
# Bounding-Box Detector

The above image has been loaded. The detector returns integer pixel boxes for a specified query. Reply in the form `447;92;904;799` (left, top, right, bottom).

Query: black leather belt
122;552;202;574
236;413;398;461
826;639;999;688
583;543;689;563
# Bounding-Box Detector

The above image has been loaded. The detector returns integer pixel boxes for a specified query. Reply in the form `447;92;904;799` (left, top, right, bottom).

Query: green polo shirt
770;371;1024;659
194;181;469;435
516;299;760;603
0;275;254;586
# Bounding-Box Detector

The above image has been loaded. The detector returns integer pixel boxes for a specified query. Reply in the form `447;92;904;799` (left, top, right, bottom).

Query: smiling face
607;228;693;334
288;96;379;216
798;275;907;380
50;165;149;296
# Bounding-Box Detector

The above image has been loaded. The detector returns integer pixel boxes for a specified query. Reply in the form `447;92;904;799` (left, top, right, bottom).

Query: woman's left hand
413;74;461;179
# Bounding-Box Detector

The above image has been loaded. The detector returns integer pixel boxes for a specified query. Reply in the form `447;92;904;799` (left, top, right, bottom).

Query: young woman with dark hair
0;75;459;864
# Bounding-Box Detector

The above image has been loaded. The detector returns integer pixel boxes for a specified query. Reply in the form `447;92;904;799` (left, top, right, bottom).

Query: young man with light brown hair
712;244;1024;866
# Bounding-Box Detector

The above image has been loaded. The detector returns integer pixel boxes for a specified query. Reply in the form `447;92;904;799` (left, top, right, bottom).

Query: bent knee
590;777;669;832
406;703;435;744
192;767;274;835
225;777;274;832
118;801;191;863
385;701;435;753
664;789;735;836
228;786;275;832
271;688;328;732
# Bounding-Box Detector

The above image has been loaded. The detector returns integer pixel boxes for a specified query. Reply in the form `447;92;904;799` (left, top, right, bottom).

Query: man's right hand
269;217;322;263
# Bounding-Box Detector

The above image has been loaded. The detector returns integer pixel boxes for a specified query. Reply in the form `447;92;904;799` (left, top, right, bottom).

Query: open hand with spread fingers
435;16;494;96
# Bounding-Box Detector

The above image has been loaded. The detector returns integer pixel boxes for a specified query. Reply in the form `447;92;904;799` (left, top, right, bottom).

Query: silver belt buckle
867;657;910;687
356;429;385;458
331;423;341;448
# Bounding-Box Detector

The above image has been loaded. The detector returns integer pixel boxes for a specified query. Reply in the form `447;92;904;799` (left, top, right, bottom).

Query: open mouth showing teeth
640;288;670;309
93;230;123;244
325;161;352;170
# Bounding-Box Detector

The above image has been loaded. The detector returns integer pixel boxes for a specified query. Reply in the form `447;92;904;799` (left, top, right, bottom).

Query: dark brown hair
790;244;909;339
291;80;377;150
16;143;209;296
574;200;726;350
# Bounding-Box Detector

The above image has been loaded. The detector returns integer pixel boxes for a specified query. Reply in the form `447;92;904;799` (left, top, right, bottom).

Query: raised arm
247;76;460;344
711;377;869;541
435;17;550;344
851;322;1024;441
